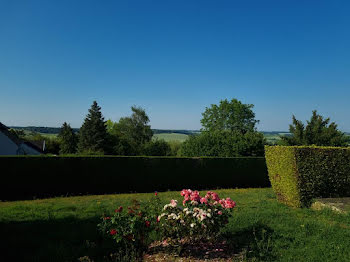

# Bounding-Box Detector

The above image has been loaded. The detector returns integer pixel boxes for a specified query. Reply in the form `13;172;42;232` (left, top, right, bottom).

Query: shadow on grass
146;223;286;261
0;216;117;262
223;222;293;261
0;218;292;262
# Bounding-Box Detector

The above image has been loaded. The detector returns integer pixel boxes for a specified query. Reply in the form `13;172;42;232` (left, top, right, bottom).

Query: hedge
0;156;269;200
265;146;350;207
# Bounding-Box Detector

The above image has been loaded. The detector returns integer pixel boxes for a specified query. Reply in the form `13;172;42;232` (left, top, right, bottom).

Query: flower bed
98;189;236;259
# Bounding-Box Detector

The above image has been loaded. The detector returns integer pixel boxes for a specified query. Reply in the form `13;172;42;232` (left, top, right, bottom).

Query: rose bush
98;190;236;257
157;189;236;244
97;196;161;257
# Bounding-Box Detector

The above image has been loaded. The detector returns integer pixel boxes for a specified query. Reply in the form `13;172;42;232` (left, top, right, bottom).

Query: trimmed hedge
0;156;269;201
265;146;350;207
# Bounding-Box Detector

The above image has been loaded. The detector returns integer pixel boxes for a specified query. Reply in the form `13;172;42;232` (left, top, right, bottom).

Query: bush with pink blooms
157;189;236;244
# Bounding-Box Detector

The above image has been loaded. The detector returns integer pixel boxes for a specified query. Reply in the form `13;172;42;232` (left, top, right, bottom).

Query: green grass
1;188;350;261
153;133;189;142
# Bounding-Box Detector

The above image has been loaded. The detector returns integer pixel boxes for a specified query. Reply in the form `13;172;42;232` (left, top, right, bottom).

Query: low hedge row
0;156;269;200
265;146;350;207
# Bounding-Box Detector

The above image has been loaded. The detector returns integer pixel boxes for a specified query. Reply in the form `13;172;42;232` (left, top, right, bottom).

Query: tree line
10;99;350;156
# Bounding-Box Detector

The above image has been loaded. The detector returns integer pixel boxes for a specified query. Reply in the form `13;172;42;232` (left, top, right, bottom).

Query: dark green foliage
106;106;153;155
0;156;269;200
281;110;347;146
22;132;61;154
143;140;171;156
180;131;266;157
183;98;265;157
167;140;182;156
78;101;109;154
201;98;259;134
265;145;350;207
8;128;25;139
58;122;77;154
44;138;61;155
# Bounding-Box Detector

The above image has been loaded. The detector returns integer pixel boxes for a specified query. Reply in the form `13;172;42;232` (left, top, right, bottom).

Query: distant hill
10;126;200;136
10;126;79;134
10;126;350;138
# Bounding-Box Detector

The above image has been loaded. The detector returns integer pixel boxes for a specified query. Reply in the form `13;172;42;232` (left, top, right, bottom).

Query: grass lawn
1;188;350;261
153;133;189;142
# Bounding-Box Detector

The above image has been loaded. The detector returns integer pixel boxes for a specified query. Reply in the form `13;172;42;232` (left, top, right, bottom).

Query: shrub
180;130;265;157
265;145;350;207
0;156;270;200
98;195;161;259
143;140;171;156
158;189;235;244
0;156;269;200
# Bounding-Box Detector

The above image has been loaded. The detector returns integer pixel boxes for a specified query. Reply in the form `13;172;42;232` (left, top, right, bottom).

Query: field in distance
152;133;189;142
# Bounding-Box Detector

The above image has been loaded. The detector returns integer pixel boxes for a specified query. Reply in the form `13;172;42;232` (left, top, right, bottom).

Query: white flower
190;223;195;228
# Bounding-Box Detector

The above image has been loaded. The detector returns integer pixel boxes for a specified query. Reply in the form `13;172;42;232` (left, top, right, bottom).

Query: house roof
0;122;44;153
0;122;22;146
23;141;44;153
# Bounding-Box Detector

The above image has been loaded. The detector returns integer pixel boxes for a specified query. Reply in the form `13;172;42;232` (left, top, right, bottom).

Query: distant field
153;133;189;142
39;133;58;138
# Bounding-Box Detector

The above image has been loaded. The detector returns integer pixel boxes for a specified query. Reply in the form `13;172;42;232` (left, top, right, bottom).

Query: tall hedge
0;156;269;200
265;146;350;207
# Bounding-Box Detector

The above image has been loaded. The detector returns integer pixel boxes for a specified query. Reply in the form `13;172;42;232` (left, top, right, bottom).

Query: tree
78;101;109;154
181;98;265;157
201;98;259;134
143;140;171;156
107;106;153;155
281;110;347;146
179;130;265;157
58;122;77;154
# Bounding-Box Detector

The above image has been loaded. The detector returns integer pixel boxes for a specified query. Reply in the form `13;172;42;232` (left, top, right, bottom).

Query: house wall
0;131;19;155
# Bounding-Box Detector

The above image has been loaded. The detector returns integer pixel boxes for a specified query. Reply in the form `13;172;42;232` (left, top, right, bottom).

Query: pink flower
190;191;201;202
219;199;226;208
211;193;220;201
181;189;192;196
218;211;223;215
170;199;177;207
224;198;236;209
205;191;220;201
200;197;208;205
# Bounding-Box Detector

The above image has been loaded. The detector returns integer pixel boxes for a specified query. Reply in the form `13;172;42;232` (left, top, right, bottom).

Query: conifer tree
58;122;77;154
78;101;108;153
281;110;347;146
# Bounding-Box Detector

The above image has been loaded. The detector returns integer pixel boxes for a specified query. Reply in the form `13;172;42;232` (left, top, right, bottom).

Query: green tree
58;122;77;154
181;98;265;157
143;139;171;156
281;110;347;146
179;130;265;157
201;98;259;134
78;101;109;154
107;106;153;155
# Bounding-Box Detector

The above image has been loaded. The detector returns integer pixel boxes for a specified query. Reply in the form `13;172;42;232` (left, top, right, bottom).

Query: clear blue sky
1;0;350;131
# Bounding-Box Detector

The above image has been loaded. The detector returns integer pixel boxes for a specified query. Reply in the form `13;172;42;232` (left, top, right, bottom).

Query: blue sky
1;0;350;131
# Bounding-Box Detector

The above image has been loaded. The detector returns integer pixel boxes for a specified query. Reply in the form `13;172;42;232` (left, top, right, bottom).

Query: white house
0;122;43;155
